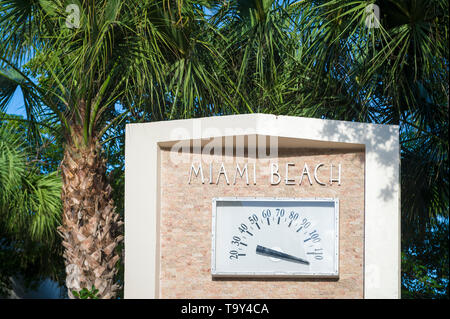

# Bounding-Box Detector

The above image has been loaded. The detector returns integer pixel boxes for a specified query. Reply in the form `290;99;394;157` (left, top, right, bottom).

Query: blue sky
7;86;27;117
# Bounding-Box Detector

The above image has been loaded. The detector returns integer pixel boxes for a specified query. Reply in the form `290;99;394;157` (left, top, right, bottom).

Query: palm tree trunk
58;141;123;299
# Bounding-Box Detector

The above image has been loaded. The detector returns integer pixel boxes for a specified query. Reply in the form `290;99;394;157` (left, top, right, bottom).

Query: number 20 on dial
211;198;339;278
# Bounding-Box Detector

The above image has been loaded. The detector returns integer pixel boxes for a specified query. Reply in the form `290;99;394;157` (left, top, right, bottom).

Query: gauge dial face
211;198;339;277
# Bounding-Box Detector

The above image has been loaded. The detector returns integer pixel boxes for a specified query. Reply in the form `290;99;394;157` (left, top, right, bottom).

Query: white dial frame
211;197;339;278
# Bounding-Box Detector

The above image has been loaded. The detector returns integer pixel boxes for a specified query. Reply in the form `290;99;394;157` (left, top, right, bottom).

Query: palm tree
208;0;304;113
0;1;137;298
0;0;226;298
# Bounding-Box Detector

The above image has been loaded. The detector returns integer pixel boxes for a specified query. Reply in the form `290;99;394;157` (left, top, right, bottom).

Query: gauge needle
256;245;310;265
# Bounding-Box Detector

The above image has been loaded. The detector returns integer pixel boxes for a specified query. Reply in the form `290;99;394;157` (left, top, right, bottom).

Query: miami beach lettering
188;162;341;186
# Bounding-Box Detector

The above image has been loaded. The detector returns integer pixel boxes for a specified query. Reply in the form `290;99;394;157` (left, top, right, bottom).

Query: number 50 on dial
211;198;339;278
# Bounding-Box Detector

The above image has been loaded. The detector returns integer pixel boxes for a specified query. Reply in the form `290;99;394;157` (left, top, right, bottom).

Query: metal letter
209;162;213;184
314;163;326;185
216;162;230;185
234;163;249;185
188;163;205;184
271;163;281;185
299;163;313;185
330;164;341;185
285;163;296;185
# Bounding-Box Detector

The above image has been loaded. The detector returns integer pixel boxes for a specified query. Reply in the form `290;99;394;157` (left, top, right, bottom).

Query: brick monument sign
124;114;400;298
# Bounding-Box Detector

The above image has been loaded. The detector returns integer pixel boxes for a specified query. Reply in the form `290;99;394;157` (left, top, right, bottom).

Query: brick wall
159;148;365;298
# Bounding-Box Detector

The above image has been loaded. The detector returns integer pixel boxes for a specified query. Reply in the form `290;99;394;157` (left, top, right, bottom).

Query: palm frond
0;122;62;243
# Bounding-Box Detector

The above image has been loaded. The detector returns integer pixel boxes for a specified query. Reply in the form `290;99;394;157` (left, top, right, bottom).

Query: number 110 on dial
211;198;339;278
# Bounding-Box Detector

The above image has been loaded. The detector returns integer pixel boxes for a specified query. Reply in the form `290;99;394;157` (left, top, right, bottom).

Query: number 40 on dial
211;198;339;278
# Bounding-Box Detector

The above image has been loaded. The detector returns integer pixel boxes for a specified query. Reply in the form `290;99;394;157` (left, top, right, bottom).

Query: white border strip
210;197;339;278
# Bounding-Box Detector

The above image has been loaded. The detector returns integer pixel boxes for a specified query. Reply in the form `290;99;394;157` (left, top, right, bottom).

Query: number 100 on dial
211;198;339;278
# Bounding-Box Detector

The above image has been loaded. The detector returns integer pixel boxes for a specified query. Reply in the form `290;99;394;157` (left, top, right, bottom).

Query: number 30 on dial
211;198;339;278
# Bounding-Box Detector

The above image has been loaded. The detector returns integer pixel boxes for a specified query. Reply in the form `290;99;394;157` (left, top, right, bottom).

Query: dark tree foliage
402;219;449;298
0;114;65;297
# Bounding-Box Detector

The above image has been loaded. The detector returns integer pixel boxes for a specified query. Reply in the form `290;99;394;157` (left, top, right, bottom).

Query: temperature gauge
211;198;339;278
